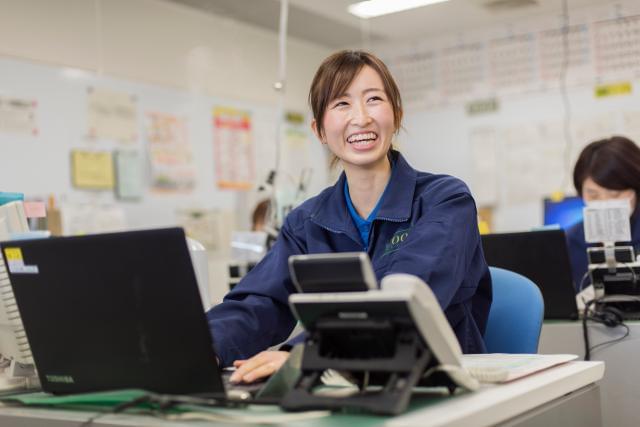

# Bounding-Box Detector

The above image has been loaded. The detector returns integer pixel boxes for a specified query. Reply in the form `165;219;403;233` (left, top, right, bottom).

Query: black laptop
481;229;579;320
0;227;267;399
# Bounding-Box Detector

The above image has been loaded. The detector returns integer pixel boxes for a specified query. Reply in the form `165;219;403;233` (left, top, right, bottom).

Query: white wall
0;0;330;112
373;0;640;232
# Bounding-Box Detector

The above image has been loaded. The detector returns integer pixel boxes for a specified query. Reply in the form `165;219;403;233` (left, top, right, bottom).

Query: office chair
483;267;545;353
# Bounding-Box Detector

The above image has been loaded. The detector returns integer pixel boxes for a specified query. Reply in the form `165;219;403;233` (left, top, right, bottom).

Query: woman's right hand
229;350;290;384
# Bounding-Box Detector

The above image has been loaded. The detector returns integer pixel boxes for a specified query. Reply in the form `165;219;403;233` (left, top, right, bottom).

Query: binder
0;200;37;391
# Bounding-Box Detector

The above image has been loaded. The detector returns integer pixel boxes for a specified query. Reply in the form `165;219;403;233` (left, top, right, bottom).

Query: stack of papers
462;353;578;383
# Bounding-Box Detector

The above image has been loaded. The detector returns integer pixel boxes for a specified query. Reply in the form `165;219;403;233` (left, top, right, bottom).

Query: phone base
280;324;453;415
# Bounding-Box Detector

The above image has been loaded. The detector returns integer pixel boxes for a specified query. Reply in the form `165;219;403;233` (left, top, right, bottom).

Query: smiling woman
309;51;402;170
206;50;492;385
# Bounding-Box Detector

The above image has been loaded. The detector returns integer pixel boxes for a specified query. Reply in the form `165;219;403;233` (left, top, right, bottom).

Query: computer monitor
481;229;579;320
543;196;584;229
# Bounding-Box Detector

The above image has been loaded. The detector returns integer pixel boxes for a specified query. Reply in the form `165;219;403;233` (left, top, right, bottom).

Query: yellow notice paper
71;150;115;190
595;82;632;98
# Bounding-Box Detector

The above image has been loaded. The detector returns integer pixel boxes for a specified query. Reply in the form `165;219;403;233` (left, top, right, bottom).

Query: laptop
481;229;579;320
0;227;276;401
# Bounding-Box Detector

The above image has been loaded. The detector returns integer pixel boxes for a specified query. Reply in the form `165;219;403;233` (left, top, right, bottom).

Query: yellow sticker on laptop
4;247;23;261
3;247;39;274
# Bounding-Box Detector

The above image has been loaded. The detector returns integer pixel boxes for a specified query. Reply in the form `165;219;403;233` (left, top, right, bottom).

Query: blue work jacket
207;151;492;367
566;209;640;292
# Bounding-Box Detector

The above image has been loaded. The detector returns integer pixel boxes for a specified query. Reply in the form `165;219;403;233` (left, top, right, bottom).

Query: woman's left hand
229;350;290;384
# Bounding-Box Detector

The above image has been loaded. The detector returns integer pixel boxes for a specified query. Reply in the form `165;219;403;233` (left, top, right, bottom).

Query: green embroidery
383;228;412;256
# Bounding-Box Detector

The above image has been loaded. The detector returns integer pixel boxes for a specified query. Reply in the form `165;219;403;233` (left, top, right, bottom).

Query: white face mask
581;177;636;216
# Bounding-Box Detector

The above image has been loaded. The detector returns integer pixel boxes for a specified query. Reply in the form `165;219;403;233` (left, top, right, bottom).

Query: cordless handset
381;274;479;390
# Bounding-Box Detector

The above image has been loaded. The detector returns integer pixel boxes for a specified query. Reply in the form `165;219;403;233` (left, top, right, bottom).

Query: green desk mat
0;388;450;427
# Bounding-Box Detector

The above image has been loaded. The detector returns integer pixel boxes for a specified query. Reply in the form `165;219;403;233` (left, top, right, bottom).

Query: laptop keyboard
221;371;265;395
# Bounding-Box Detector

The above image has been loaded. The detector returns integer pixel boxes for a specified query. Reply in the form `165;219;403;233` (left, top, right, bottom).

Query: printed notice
87;87;137;142
145;112;195;193
212;106;255;190
583;200;631;243
0;96;38;135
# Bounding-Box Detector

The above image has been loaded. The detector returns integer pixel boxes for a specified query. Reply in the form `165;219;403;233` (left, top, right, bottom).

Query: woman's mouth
346;132;378;149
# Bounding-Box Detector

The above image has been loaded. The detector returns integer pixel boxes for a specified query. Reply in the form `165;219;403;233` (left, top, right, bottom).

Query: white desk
540;321;640;427
0;361;604;427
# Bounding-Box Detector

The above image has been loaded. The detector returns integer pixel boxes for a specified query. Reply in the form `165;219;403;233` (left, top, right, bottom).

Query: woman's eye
368;96;383;102
333;101;348;108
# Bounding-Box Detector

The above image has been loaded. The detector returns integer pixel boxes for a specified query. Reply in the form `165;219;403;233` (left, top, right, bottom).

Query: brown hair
573;136;640;197
251;199;270;231
309;50;403;157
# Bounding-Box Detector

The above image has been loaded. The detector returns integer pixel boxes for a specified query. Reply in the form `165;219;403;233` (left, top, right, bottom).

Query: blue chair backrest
484;267;544;353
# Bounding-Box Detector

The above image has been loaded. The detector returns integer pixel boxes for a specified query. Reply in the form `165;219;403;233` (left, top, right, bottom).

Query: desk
0;361;603;427
540;321;640;427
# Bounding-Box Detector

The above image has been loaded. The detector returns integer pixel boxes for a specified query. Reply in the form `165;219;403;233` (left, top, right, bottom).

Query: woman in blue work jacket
207;50;492;384
566;136;640;292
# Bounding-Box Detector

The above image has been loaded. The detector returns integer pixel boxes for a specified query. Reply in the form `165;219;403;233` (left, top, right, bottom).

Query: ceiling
164;0;614;48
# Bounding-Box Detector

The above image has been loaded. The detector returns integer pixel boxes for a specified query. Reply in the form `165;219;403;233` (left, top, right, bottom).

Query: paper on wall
0;96;37;135
212;107;255;190
87;87;137;143
114;150;144;200
145;112;195;193
70;150;115;190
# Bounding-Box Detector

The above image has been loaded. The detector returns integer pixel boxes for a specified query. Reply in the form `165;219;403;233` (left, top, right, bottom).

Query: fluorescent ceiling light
348;0;450;19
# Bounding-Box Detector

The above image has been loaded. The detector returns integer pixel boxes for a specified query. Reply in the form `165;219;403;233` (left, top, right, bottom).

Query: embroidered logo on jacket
383;228;411;256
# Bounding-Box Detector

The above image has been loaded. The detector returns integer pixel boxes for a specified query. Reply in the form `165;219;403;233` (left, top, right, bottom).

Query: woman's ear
311;119;324;144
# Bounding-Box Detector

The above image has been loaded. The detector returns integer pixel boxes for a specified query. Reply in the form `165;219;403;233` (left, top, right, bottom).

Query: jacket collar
310;151;417;233
631;208;640;243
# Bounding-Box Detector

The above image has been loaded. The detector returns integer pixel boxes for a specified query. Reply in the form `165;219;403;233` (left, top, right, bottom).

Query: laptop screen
481;229;579;320
1;227;224;395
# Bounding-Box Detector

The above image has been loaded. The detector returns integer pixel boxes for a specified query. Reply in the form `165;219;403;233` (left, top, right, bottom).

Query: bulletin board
0;57;325;233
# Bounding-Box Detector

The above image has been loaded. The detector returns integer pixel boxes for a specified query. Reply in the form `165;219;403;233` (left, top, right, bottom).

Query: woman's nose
351;103;372;126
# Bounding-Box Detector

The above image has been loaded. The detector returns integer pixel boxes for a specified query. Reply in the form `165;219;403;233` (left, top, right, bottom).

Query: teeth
347;132;377;143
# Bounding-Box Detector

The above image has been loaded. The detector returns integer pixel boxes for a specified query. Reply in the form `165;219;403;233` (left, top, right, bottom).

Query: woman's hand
229;350;290;384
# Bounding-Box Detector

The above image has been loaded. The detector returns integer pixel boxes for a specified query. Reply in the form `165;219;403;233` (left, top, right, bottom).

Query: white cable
559;0;574;193
94;0;104;76
277;0;288;88
271;0;289;229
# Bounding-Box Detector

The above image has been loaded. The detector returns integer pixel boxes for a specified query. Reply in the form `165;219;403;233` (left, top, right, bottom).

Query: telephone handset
380;274;479;390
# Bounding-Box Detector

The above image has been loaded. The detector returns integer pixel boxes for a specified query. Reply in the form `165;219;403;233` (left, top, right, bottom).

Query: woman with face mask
566;136;640;292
